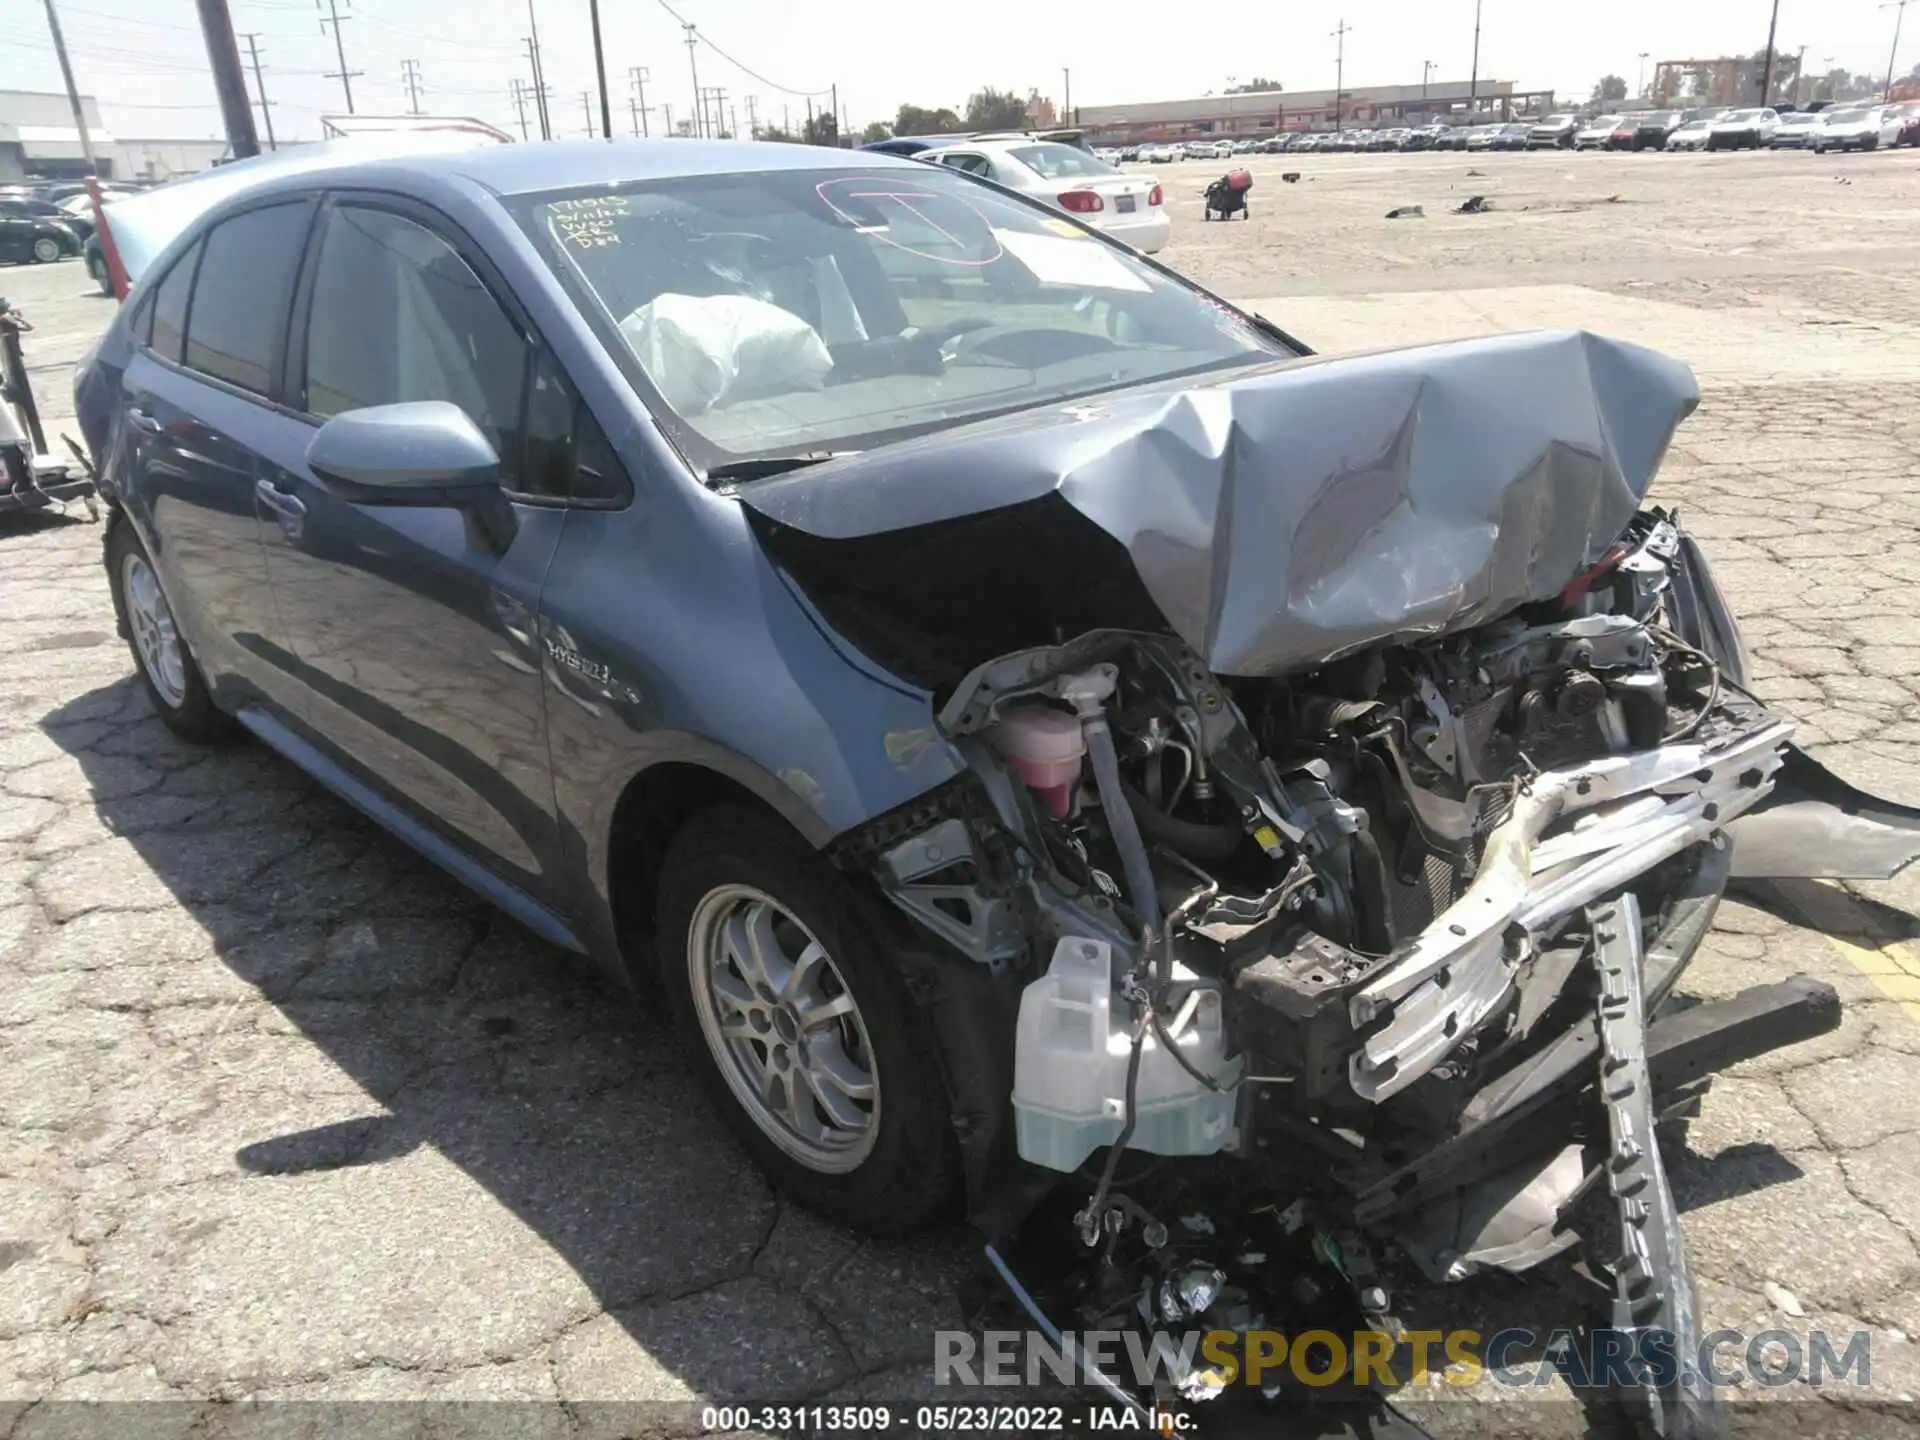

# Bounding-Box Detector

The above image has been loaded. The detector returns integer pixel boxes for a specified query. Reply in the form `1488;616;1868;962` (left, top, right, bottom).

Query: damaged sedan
75;139;1920;1434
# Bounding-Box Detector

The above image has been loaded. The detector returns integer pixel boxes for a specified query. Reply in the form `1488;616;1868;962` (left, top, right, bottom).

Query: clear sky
4;0;1912;145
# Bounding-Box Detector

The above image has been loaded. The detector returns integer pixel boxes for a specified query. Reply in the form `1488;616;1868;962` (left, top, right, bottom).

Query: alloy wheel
686;884;880;1173
122;552;188;708
32;237;61;263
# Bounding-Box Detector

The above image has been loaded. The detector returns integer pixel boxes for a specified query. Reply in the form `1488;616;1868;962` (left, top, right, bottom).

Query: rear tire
655;804;961;1235
106;519;237;744
31;236;62;264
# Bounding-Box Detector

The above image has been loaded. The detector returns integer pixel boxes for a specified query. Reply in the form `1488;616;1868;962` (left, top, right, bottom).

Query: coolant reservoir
1012;937;1242;1173
991;705;1086;820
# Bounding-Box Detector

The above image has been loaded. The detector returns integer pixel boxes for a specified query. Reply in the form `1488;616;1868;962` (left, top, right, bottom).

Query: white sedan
924;139;1171;253
1811;105;1892;153
1665;118;1712;151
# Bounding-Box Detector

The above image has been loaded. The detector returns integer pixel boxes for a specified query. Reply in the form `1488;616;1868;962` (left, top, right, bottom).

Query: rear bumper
1097;211;1171;253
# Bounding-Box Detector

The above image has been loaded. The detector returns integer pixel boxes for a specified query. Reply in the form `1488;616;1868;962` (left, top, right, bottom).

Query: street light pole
1062;67;1071;125
1759;0;1780;104
1637;52;1649;99
1468;0;1482;116
1885;0;1912;102
1422;59;1435;102
1330;18;1350;133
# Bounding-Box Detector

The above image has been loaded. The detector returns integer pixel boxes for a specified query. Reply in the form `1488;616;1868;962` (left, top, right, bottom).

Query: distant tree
1590;74;1628;104
803;110;840;146
964;87;1030;130
759;125;799;143
861;120;893;143
1226;76;1283;94
895;103;963;136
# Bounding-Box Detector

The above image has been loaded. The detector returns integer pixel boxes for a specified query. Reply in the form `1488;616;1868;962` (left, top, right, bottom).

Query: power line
650;0;829;97
316;0;362;113
629;65;649;137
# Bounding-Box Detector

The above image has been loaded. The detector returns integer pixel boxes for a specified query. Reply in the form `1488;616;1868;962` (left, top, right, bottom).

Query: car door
252;195;569;904
0;213;31;263
112;200;315;718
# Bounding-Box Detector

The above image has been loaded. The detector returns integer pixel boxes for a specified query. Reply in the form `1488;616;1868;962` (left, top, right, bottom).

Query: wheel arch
597;741;839;984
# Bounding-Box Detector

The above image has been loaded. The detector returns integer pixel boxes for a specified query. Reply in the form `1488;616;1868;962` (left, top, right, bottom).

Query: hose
1083;710;1163;935
1116;774;1243;860
983;1243;1152;1416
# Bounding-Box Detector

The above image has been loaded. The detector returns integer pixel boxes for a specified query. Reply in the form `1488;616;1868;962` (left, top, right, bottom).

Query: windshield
1719;110;1759;123
1644;112;1673;125
513;166;1280;468
1779;113;1816;125
1826;109;1871;122
1010;144;1117;180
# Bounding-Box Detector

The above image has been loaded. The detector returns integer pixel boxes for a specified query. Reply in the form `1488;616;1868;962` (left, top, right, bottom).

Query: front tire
655;805;961;1234
31;236;62;264
106;520;236;744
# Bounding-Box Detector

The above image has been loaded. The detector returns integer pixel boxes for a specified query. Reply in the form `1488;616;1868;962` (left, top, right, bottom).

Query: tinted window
147;239;201;364
182;202;309;397
521;350;629;503
304;206;528;485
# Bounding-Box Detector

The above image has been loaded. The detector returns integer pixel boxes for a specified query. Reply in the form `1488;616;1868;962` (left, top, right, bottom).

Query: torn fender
1725;745;1920;880
738;329;1699;678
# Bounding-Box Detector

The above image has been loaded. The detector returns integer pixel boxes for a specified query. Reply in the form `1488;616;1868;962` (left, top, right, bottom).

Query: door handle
253;478;307;524
127;407;163;435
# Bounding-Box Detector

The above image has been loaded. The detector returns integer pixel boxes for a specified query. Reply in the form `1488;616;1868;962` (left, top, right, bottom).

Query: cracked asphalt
4;149;1920;1436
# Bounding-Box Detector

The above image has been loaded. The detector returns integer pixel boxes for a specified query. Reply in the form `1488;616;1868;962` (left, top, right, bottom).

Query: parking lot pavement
5;147;1920;1429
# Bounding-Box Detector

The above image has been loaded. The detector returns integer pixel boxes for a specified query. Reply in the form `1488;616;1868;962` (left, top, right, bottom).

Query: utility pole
1759;0;1780;104
526;0;551;139
1637;52;1649;98
729;104;739;139
580;90;594;137
663;102;674;134
1885;0;1912;101
744;94;759;138
1422;59;1435;101
39;0;104;175
401;57;423;114
510;78;530;140
1062;67;1071;125
1469;0;1482;116
587;0;612;140
242;32;276;148
1794;45;1808;103
684;23;703;136
629;66;649;136
317;0;360;114
190;0;259;157
1330;18;1350;133
831;82;840;145
41;0;132;297
523;36;550;139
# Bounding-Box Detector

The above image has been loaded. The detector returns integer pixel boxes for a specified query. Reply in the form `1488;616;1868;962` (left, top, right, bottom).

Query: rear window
1826;109;1871;122
182;202;310;397
1009;144;1117;180
146;239;201;365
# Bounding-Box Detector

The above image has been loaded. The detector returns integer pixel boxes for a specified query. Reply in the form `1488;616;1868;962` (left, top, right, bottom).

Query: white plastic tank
1011;936;1242;1172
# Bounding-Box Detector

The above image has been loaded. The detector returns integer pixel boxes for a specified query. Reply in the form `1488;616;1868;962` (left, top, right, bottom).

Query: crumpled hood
738;328;1699;678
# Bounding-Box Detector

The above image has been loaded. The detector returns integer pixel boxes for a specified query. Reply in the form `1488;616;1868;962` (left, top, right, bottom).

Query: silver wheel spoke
782;939;827;1004
794;991;855;1032
801;1052;871;1130
807;1035;876;1103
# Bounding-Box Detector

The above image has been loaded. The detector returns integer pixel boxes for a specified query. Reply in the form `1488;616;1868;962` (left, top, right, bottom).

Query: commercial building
0;89;111;182
1075;79;1553;142
2;90;234;184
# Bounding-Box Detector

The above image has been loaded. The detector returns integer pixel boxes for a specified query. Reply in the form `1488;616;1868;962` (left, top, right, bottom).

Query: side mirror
306;400;517;550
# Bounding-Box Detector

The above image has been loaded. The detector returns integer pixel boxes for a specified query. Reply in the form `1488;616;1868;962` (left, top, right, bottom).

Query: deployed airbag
738;329;1700;677
620;293;832;415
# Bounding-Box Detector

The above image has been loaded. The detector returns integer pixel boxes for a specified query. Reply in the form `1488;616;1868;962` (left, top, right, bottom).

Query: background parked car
1526;113;1580;148
1812;106;1888;153
1575;115;1622;149
925;139;1170;252
1882;102;1920;147
1769;112;1823;148
1707;108;1778;149
1619;111;1678;149
1490;122;1533;151
0;197;93;243
1666;118;1713;151
0;209;79;266
1463;124;1501;151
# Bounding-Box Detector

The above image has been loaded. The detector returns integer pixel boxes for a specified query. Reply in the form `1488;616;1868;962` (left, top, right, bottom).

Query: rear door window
146;239;202;365
181;201;311;397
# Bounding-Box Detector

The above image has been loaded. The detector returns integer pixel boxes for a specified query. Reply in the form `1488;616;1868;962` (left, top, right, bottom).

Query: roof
429;137;921;195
